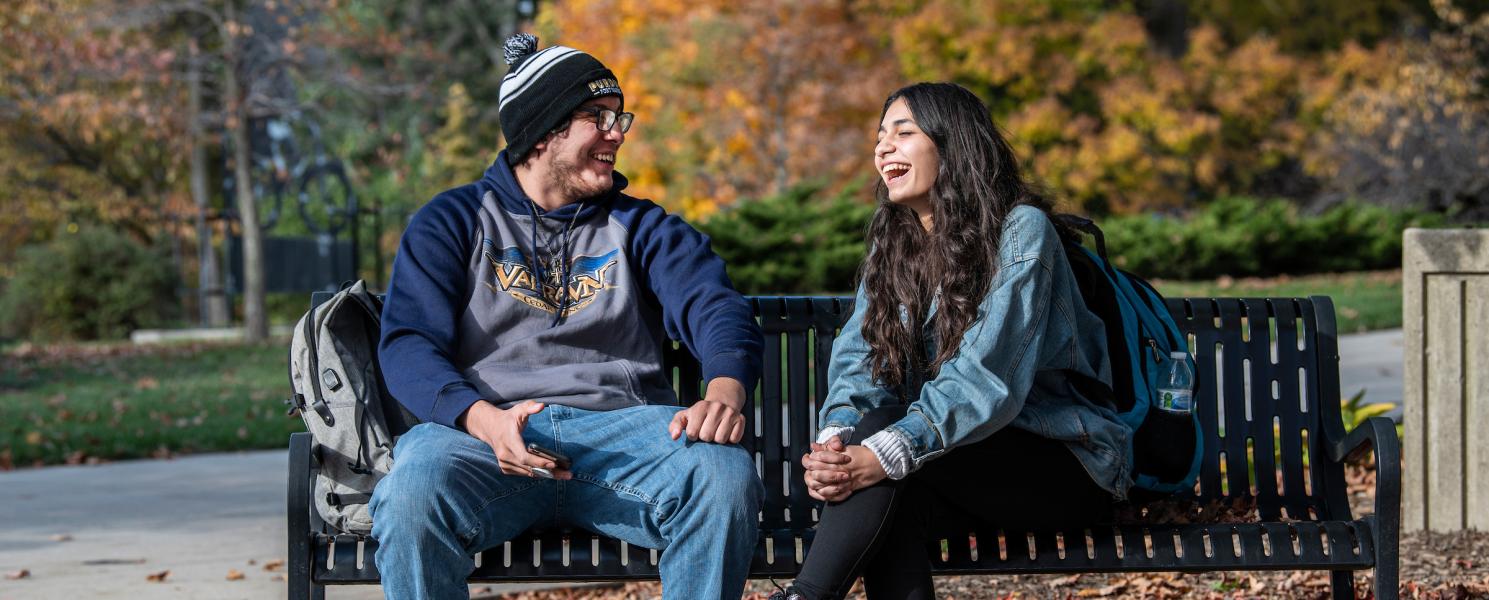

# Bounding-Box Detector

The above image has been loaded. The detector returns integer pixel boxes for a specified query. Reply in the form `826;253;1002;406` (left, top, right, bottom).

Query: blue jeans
369;404;763;600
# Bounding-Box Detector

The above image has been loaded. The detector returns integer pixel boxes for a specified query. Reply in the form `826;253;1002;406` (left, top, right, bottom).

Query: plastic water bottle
1157;351;1194;414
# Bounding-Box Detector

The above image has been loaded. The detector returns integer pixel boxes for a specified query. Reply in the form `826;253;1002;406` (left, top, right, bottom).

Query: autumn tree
538;0;897;218
1186;0;1432;54
0;0;187;274
310;0;531;285
108;0;453;338
1310;0;1489;219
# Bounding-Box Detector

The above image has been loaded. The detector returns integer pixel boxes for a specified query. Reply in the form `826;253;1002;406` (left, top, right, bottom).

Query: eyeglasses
574;106;635;134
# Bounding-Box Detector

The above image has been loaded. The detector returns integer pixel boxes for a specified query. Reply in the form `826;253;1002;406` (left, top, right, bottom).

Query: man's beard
547;153;610;202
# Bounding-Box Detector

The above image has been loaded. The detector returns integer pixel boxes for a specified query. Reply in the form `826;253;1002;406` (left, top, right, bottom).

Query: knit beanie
498;34;623;165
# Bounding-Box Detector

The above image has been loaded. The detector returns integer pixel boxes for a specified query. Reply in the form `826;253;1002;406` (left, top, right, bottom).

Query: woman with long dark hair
769;82;1133;599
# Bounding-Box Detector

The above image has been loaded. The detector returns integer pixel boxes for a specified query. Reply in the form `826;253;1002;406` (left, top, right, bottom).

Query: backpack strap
302;309;336;427
1053;214;1109;260
326;492;373;507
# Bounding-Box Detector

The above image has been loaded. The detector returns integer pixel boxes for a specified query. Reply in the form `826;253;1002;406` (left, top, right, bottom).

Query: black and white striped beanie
498;34;623;165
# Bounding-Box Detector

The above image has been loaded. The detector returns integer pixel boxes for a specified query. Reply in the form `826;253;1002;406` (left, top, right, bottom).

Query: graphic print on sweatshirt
481;240;620;317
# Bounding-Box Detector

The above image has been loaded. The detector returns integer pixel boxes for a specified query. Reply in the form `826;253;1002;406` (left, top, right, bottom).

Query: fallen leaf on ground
5;569;30;580
263;558;285;571
145;570;170;582
226;569;245;580
1048;574;1081;587
1077;583;1125;597
134;377;159;390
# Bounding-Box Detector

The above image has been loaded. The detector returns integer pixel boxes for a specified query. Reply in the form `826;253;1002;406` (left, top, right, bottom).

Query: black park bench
288;294;1400;599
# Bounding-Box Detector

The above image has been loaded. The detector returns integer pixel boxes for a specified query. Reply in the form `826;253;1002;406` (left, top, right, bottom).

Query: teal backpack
1056;215;1203;497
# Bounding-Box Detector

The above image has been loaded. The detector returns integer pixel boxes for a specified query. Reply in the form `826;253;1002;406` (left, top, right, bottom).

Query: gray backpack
287;281;416;533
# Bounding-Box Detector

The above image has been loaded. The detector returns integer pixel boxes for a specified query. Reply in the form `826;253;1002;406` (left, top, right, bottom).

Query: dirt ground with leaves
483;464;1489;600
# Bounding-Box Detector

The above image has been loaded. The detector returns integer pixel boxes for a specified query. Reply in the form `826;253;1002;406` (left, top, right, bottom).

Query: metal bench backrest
659;296;1352;535
314;292;1349;524
1169;297;1349;521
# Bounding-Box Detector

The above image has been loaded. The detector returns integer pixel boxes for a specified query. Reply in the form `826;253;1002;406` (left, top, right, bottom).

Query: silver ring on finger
529;466;554;480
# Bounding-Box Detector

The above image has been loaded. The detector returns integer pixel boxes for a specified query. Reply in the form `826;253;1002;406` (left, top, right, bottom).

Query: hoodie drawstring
526;199;586;327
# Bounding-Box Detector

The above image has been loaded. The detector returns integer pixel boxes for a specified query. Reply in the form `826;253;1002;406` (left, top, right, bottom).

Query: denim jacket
818;205;1134;499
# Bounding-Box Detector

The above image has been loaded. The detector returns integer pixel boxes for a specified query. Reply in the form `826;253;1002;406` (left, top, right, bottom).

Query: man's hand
668;377;747;444
459;400;571;480
801;435;887;502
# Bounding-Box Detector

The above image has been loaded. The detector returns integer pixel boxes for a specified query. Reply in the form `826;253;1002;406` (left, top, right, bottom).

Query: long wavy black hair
860;82;1058;391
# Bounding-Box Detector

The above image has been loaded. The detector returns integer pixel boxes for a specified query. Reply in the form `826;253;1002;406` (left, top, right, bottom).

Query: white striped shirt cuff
862;430;912;480
815;426;853;445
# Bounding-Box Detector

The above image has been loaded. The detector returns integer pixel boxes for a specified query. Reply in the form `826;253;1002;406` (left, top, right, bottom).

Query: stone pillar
1403;228;1489;532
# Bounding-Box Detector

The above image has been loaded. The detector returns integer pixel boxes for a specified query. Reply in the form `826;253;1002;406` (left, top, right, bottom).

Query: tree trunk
224;5;267;342
189;43;229;327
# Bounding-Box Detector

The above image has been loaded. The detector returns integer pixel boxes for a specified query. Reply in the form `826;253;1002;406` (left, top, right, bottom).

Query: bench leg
288;433;323;600
288;574;324;600
1373;558;1400;600
1329;570;1355;600
1373;517;1401;600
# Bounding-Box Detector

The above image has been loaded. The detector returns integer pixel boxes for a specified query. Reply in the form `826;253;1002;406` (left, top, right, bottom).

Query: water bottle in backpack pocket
1157;351;1195;414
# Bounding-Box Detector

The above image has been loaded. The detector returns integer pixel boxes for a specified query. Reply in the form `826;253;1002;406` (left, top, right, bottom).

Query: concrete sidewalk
0;329;1405;599
0;451;555;599
0;450;322;599
1336;328;1405;421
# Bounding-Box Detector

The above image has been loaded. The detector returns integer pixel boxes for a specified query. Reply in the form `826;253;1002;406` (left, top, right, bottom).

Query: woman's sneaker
766;586;804;600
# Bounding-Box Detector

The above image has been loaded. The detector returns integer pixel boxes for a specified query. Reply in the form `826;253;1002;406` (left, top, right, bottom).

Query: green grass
0;340;303;468
1151;270;1401;334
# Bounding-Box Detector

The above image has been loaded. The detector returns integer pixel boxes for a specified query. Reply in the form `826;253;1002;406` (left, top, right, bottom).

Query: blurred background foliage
2;0;1487;336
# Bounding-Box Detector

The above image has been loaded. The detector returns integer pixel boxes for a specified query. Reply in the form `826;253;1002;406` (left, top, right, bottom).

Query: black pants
792;406;1114;600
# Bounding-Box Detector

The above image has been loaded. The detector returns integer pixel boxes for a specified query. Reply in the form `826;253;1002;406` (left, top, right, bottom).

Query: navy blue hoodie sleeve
622;200;763;395
378;188;486;428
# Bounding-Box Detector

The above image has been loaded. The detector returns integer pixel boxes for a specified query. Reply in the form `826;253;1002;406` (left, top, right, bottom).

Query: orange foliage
538;0;897;219
1;0;189;260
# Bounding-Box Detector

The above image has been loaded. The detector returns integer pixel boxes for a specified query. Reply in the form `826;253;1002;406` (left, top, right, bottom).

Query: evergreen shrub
699;182;874;295
704;193;1447;293
1100;198;1448;280
0;228;180;340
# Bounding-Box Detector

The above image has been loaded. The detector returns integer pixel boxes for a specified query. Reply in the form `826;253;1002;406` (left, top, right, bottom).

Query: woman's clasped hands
801;436;888;502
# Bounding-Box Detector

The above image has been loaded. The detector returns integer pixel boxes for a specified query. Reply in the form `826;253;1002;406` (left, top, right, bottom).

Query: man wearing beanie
370;34;764;600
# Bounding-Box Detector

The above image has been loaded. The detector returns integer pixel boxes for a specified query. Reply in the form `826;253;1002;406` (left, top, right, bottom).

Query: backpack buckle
285;394;306;416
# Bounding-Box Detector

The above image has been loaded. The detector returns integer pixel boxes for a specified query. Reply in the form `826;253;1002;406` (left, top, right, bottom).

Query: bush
0;227;180;340
699;182;875;295
703;191;1445;291
1100;198;1448;280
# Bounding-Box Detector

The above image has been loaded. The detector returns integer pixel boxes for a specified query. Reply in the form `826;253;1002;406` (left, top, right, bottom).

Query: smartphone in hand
526;442;572;470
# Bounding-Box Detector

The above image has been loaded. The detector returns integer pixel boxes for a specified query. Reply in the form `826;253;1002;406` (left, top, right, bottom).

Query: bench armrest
1326;416;1400;580
1328;416;1399;466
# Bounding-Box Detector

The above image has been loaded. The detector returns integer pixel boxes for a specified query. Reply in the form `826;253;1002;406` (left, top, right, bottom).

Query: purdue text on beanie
498;34;623;165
